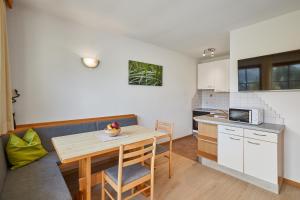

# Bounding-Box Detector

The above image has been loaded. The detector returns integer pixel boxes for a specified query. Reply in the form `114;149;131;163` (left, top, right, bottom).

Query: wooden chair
101;138;157;200
154;120;173;178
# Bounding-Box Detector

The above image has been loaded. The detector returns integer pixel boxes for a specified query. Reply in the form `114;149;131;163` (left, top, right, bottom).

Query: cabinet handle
229;137;240;141
248;141;260;145
198;138;217;144
253;133;267;137
226;128;235;132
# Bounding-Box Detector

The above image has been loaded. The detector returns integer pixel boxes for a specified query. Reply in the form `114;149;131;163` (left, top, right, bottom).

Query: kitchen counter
194;115;284;134
193;108;228;114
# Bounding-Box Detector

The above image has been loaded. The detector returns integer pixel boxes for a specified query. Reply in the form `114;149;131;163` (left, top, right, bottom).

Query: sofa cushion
1;122;97;152
6;129;48;169
0;137;7;194
0;152;71;200
97;118;138;130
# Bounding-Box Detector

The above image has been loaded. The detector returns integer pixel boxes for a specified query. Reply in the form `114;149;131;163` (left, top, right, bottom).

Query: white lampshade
81;57;100;68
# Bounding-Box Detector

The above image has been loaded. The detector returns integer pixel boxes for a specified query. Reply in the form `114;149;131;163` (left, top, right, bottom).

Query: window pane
238;83;247;91
289;80;300;89
272;81;288;90
272;66;288;81
238;69;246;83
247;83;260;90
246;68;260;83
289;64;300;81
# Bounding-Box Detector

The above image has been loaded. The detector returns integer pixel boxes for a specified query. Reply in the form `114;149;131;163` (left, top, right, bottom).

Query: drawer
198;138;217;161
218;125;243;136
198;123;217;139
244;129;277;143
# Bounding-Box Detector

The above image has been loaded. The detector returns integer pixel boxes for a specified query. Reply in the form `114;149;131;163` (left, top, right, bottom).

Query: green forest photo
128;60;163;86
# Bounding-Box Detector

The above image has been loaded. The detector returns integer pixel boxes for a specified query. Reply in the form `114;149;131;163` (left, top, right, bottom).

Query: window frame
238;65;262;91
272;61;300;89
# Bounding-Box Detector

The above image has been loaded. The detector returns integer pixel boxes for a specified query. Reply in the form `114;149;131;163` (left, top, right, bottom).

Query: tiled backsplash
192;90;284;125
192;90;202;109
202;90;230;110
192;90;230;110
230;92;284;125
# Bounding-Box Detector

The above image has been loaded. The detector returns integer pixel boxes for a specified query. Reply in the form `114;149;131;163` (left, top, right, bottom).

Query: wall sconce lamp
81;57;100;68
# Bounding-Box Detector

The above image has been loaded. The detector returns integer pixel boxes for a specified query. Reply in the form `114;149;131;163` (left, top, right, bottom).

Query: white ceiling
16;0;300;58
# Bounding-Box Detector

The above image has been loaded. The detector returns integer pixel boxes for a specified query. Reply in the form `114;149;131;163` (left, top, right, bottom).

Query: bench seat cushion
0;152;71;200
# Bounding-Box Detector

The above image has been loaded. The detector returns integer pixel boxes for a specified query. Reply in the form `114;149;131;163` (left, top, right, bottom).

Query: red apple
111;122;120;129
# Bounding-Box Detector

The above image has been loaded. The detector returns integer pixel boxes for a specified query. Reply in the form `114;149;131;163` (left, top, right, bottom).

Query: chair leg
101;172;105;200
150;179;154;200
117;186;122;200
169;151;172;178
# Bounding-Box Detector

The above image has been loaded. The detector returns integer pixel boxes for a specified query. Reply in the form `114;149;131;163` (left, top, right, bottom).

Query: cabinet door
214;59;229;92
197;62;215;89
244;138;277;184
218;132;243;172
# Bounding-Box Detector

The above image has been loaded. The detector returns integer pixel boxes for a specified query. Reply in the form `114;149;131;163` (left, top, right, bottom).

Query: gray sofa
0;115;137;200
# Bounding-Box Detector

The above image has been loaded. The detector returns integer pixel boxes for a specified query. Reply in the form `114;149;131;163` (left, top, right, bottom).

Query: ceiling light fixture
81;57;100;68
202;48;216;57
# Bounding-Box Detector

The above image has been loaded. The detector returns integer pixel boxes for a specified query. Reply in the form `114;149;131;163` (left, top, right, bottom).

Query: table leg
79;157;91;200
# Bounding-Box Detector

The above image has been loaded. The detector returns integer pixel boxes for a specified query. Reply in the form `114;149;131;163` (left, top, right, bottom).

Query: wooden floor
168;135;198;161
63;152;300;200
63;136;300;200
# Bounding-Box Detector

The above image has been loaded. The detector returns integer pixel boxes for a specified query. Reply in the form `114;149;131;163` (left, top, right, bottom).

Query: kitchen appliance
229;108;264;125
193;110;210;133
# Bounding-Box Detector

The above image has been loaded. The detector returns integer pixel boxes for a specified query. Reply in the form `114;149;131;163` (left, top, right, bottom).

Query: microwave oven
229;108;264;125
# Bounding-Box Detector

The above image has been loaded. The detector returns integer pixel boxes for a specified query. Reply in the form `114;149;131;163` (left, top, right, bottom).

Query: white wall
230;10;300;182
7;5;197;139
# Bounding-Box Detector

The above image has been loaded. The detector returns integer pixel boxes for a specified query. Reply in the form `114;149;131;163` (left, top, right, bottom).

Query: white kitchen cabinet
244;138;277;184
209;124;283;193
218;132;244;172
214;59;229;92
197;59;229;92
197;62;216;90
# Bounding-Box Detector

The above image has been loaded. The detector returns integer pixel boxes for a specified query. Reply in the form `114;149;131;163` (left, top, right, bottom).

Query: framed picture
128;60;163;86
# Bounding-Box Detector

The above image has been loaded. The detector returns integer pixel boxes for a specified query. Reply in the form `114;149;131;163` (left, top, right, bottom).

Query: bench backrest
1;114;137;152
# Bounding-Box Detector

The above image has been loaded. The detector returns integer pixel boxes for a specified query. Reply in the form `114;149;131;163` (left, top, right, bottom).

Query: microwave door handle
249;110;252;123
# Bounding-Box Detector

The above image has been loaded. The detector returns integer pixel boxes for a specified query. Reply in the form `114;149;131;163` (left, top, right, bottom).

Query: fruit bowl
105;122;121;137
104;128;121;137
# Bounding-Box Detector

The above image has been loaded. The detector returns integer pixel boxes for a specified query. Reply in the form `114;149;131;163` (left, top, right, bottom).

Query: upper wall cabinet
197;59;229;92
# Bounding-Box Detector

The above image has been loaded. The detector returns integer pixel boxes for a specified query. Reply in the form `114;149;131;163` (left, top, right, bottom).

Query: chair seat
105;163;150;185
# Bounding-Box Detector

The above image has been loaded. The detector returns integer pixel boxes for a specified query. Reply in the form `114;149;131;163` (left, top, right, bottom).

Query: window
238;67;261;91
272;63;300;90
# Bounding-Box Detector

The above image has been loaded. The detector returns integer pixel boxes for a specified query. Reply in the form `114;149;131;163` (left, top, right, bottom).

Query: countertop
194;115;285;134
193;108;228;114
193;108;219;112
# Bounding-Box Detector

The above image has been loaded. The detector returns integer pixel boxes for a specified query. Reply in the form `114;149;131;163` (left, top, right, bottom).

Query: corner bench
0;114;138;200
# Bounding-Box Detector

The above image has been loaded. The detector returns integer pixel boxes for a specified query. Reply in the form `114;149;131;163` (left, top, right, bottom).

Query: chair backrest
117;138;156;186
155;120;173;138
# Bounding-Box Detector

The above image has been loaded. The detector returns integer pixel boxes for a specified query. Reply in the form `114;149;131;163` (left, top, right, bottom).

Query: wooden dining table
52;125;169;200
